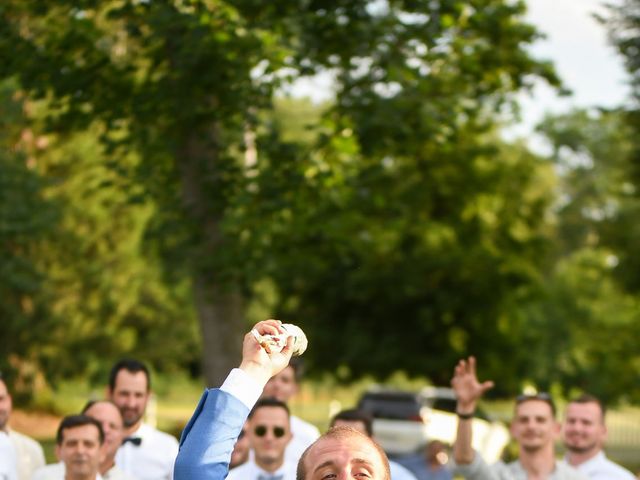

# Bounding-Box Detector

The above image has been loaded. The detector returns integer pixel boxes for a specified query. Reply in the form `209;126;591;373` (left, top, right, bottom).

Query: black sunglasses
254;425;286;438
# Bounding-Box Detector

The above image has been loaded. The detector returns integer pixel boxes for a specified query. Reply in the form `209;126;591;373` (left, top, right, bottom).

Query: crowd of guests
0;320;638;480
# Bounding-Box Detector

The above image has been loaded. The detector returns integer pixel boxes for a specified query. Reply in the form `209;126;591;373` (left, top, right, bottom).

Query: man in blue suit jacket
174;320;294;479
174;320;392;480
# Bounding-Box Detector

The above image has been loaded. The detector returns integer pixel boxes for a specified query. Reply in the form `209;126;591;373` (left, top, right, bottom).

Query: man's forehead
307;434;385;469
566;401;602;419
515;399;555;418
114;370;149;389
86;402;122;422
62;424;101;442
251;405;289;423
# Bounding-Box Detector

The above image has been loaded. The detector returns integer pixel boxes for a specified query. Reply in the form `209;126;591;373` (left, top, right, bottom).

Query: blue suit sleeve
173;388;250;480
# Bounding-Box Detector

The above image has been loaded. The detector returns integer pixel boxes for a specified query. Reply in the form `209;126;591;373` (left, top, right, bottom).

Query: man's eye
354;471;372;478
321;474;336;479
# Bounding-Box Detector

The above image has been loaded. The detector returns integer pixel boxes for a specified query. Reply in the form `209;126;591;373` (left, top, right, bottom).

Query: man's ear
55;444;62;461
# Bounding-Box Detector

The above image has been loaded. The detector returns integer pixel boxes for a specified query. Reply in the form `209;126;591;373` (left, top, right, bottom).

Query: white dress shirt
571;451;635;480
227;459;297;480
1;432;18;480
30;461;135;480
284;416;320;464
31;462;103;480
7;430;45;480
115;423;179;480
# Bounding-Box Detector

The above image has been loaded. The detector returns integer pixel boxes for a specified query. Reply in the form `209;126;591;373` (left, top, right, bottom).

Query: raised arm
174;319;294;480
451;357;494;465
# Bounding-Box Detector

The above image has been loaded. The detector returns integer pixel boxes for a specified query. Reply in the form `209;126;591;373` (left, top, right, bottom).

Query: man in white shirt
0;376;45;480
1;430;18;480
330;409;418;480
107;360;178;480
227;398;297;480
82;401;137;480
32;415;104;480
562;394;634;480
450;357;586;480
261;357;319;463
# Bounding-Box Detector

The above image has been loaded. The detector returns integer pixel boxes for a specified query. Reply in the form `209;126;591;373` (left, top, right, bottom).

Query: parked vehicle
357;386;509;462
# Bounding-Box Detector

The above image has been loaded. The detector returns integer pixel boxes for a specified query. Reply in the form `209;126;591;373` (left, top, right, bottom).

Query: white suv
357;386;509;463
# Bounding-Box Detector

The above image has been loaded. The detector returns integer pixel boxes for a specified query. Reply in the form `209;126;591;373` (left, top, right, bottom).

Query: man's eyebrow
314;458;375;473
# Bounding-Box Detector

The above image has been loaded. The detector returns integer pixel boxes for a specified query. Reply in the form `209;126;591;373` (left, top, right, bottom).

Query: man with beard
562;394;634;479
450;357;586;480
107;360;178;480
33;415;103;480
0;375;45;480
226;398;297;480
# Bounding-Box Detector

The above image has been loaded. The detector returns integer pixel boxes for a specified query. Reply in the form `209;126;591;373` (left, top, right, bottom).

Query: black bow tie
122;437;142;446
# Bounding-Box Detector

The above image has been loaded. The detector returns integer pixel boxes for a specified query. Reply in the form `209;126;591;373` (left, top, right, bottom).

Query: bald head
297;426;390;480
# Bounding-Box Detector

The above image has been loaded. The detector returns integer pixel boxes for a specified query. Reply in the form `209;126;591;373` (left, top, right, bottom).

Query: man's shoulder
8;429;43;451
583;453;636;480
554;460;589;479
290;415;320;438
32;462;65;480
226;461;254;479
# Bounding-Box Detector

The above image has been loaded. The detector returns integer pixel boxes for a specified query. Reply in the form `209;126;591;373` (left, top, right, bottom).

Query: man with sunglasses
450;357;586;480
227;398;296;480
174;320;393;480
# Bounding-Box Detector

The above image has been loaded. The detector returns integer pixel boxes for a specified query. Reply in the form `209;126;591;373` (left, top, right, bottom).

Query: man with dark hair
262;357;320;462
450;357;586;479
562;394;634;479
107;359;178;480
0;375;45;480
227;397;296;480
173;319;393;480
33;415;104;480
330;409;417;480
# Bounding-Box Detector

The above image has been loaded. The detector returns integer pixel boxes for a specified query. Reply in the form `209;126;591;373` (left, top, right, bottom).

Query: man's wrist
456;410;475;420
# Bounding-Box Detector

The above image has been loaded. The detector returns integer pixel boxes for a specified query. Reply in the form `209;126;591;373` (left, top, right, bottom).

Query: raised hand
239;319;294;386
450;356;494;413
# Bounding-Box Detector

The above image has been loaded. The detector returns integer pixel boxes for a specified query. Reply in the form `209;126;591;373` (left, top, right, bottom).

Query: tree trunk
194;274;245;387
178;129;246;387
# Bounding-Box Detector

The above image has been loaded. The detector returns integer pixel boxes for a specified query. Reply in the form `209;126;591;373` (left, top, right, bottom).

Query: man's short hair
296;426;390;480
56;415;104;445
249;397;290;419
330;409;374;437
81;399;121;416
569;393;606;419
515;392;557;417
108;359;151;391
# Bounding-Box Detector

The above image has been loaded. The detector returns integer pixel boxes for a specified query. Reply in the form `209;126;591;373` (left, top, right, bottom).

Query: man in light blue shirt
562;394;634;480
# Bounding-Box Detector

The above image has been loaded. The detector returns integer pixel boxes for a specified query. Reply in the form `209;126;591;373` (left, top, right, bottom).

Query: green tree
1;0;560;386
